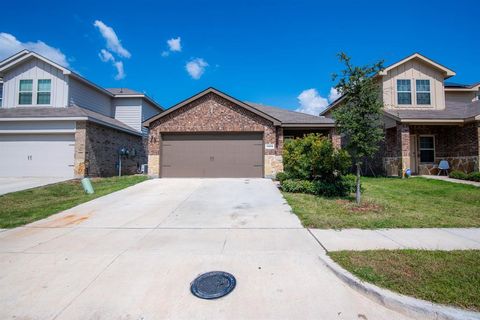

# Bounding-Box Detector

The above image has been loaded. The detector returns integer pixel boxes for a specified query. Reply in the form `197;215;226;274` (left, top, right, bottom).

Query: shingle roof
106;88;143;95
0;106;141;135
246;102;335;125
384;100;480;121
445;82;480;89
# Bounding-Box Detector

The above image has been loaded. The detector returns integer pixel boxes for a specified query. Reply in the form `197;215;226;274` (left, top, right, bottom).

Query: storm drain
190;271;236;299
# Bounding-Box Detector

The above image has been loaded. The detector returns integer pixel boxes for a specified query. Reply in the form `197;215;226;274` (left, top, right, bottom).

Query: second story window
37;79;52;105
397;79;411;105
416;80;431;105
19;79;33;105
0;82;3;107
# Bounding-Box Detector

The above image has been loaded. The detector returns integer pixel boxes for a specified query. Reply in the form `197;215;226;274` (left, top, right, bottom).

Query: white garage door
0;134;75;178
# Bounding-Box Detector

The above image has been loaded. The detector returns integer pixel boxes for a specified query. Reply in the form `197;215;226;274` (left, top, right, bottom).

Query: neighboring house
143;87;337;178
322;53;480;176
0;50;163;178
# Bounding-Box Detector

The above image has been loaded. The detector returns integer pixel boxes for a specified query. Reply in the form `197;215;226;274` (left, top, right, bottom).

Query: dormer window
397;79;411;105
19;80;33;105
416;80;431;105
37;79;51;105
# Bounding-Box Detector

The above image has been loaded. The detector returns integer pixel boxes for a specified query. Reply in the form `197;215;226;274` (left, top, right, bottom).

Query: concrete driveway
0;179;409;319
0;177;70;195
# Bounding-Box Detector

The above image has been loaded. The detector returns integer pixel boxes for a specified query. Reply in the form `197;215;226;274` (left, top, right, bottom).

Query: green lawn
282;177;480;229
0;175;148;228
329;250;480;311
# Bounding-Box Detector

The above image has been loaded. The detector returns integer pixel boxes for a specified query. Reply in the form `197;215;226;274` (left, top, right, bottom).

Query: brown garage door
161;133;264;178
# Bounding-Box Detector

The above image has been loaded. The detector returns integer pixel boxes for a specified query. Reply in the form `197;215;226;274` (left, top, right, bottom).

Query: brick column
331;128;342;150
397;123;410;177
147;127;161;178
74;121;87;178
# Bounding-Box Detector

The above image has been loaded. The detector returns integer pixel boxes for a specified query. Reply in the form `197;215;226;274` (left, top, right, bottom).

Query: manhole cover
190;271;236;299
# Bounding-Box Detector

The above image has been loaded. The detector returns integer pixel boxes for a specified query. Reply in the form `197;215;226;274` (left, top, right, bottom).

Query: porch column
331;128;342;150
397;123;410;177
74;120;87;178
147;129;161;178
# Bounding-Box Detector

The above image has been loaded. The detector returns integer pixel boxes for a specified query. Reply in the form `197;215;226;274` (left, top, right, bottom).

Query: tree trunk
355;163;361;205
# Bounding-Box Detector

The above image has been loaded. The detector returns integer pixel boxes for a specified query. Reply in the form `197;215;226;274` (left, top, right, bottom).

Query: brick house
143;88;337;178
0;50;163;178
322;53;480;176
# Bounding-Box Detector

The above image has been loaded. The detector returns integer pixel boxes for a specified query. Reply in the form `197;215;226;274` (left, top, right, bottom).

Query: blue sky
1;0;479;114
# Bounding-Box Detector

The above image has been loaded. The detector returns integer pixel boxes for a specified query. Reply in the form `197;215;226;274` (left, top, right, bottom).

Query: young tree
332;53;384;204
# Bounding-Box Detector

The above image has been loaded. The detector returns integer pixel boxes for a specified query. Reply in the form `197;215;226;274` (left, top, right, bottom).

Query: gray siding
113;97;142;132
1;58;68;108
142;100;161;121
68;78;113;116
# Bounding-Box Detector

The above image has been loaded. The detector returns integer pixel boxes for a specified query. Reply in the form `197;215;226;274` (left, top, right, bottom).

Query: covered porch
384;122;479;176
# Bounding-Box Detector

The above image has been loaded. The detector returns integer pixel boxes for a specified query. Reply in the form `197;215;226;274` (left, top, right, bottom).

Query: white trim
0;129;76;134
0;51;71;75
0;117;88;121
379;53;456;78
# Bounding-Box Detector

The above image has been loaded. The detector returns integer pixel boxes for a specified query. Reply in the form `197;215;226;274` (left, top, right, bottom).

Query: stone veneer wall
382;122;480;176
74;121;145;177
147;92;283;178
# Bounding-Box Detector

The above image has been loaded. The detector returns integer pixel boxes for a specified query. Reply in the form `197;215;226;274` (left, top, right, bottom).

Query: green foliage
283;134;351;181
469;172;480;182
281;175;357;197
449;171;480;182
450;170;469;180
281;179;316;194
332;53;385;163
275;172;289;183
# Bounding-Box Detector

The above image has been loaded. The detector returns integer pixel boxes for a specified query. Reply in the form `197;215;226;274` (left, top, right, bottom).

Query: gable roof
106;88;163;110
143;87;281;126
378;52;456;79
0;50;163;110
246;102;334;127
143;87;334;127
0;105;142;135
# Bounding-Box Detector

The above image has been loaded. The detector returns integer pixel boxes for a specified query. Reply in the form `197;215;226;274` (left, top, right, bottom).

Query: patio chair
437;160;450;176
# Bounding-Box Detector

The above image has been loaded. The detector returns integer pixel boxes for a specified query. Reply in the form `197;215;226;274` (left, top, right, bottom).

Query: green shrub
314;174;357;197
468;172;480;182
450;171;468;180
281;179;316;194
275;172;289;183
283;134;351;181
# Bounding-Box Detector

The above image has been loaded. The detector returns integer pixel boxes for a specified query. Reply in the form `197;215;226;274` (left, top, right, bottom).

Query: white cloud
167;37;181;52
161;51;170;57
93;20;131;58
296;89;329;115
328;87;341;102
113;61;125;80
0;32;70;67
98;48;114;62
98;49;125;80
185;58;208;79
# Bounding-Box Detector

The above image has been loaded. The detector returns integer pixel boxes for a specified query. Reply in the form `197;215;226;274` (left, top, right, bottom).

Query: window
19;79;33;105
0;82;3;107
419;136;435;163
416;80;431;105
397;79;411;105
37;79;51;104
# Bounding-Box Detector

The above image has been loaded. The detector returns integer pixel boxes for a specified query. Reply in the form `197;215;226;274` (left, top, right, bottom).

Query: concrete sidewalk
419;175;480;187
310;228;480;251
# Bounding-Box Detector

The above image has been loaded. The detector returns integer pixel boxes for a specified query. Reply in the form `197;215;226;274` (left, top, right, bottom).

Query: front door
409;135;418;174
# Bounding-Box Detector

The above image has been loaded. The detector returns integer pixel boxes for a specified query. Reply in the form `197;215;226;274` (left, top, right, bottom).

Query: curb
318;253;480;320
